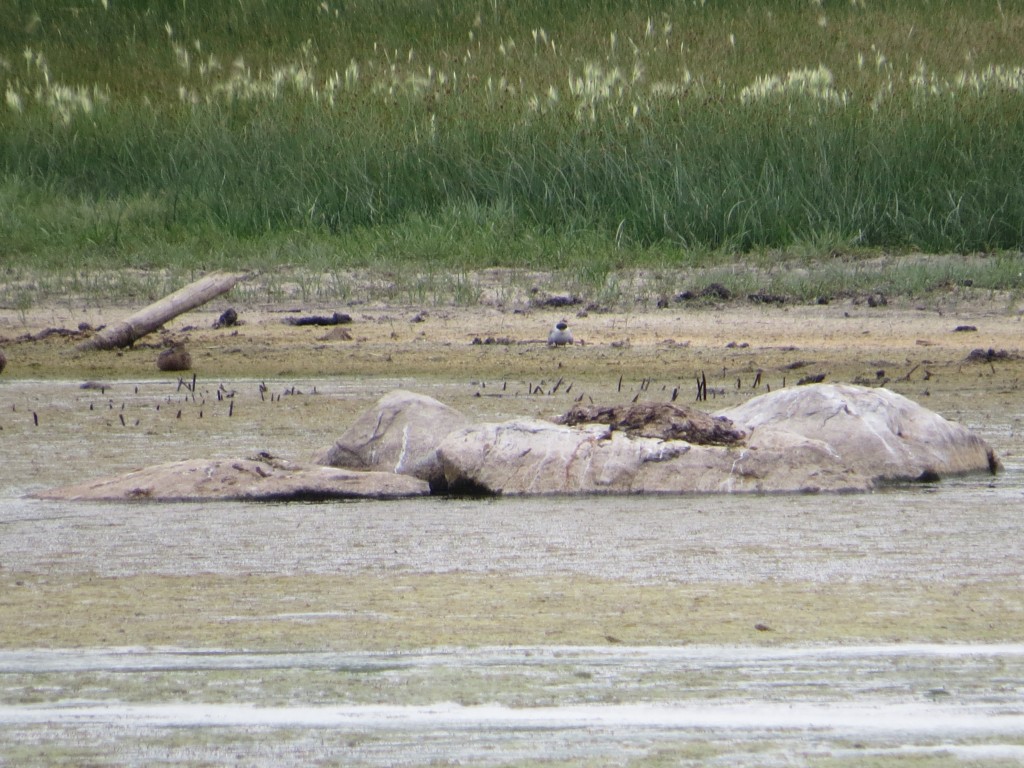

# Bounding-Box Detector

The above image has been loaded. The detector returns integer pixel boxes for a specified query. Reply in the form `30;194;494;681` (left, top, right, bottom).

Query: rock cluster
432;385;996;495
35;384;998;502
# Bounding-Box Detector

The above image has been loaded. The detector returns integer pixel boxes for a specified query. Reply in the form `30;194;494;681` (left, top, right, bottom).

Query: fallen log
283;311;352;326
76;272;244;352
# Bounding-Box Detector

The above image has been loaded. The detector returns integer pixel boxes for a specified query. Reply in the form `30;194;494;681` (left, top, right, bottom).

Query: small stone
157;346;192;372
866;293;888;307
213;308;238;328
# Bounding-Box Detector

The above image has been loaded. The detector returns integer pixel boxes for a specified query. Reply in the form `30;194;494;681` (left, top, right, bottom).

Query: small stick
898;364;920;382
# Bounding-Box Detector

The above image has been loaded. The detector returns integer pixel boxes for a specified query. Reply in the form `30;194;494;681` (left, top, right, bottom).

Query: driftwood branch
76;272;244;352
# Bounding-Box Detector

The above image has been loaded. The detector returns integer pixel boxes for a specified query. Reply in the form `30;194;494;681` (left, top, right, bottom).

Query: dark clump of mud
965;347;1017;363
156;345;192;371
283;312;352;326
555;402;746;446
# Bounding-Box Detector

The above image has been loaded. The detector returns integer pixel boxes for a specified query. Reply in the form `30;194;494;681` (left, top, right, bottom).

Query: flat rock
316;389;470;490
32;453;429;502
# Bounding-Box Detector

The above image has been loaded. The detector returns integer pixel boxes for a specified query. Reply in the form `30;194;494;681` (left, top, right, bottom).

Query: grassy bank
2;0;1024;299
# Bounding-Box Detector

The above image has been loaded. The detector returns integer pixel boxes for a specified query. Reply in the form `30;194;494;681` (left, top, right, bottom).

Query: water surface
2;377;1022;766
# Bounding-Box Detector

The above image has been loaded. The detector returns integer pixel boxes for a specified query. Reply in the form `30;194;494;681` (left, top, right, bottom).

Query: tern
548;319;574;346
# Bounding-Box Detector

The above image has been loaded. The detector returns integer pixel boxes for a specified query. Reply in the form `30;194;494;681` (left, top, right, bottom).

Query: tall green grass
2;0;1024;286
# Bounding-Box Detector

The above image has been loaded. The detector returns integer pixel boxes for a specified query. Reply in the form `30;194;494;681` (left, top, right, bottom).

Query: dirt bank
2;282;1023;412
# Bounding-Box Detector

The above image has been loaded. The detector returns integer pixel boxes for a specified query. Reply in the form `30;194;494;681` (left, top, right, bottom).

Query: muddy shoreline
2;287;1023;652
2;283;1022;391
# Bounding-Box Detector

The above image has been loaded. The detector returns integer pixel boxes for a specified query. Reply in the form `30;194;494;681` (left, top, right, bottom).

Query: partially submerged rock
315;389;470;491
35;384;998;503
718;384;999;483
437;384;997;496
33;453;429;502
437;417;867;495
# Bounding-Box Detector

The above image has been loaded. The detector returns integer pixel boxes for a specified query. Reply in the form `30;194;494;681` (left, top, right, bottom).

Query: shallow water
3;483;1024;585
2;377;1023;765
1;645;1023;766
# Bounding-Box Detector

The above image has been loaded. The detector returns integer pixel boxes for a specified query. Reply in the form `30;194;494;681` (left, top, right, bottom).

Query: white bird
548;319;573;346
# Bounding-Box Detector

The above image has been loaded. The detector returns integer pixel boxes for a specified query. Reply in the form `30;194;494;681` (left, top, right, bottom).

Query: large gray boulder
717;384;999;483
32;453;429;502
316;390;469;491
437;418;867;495
437;384;997;495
